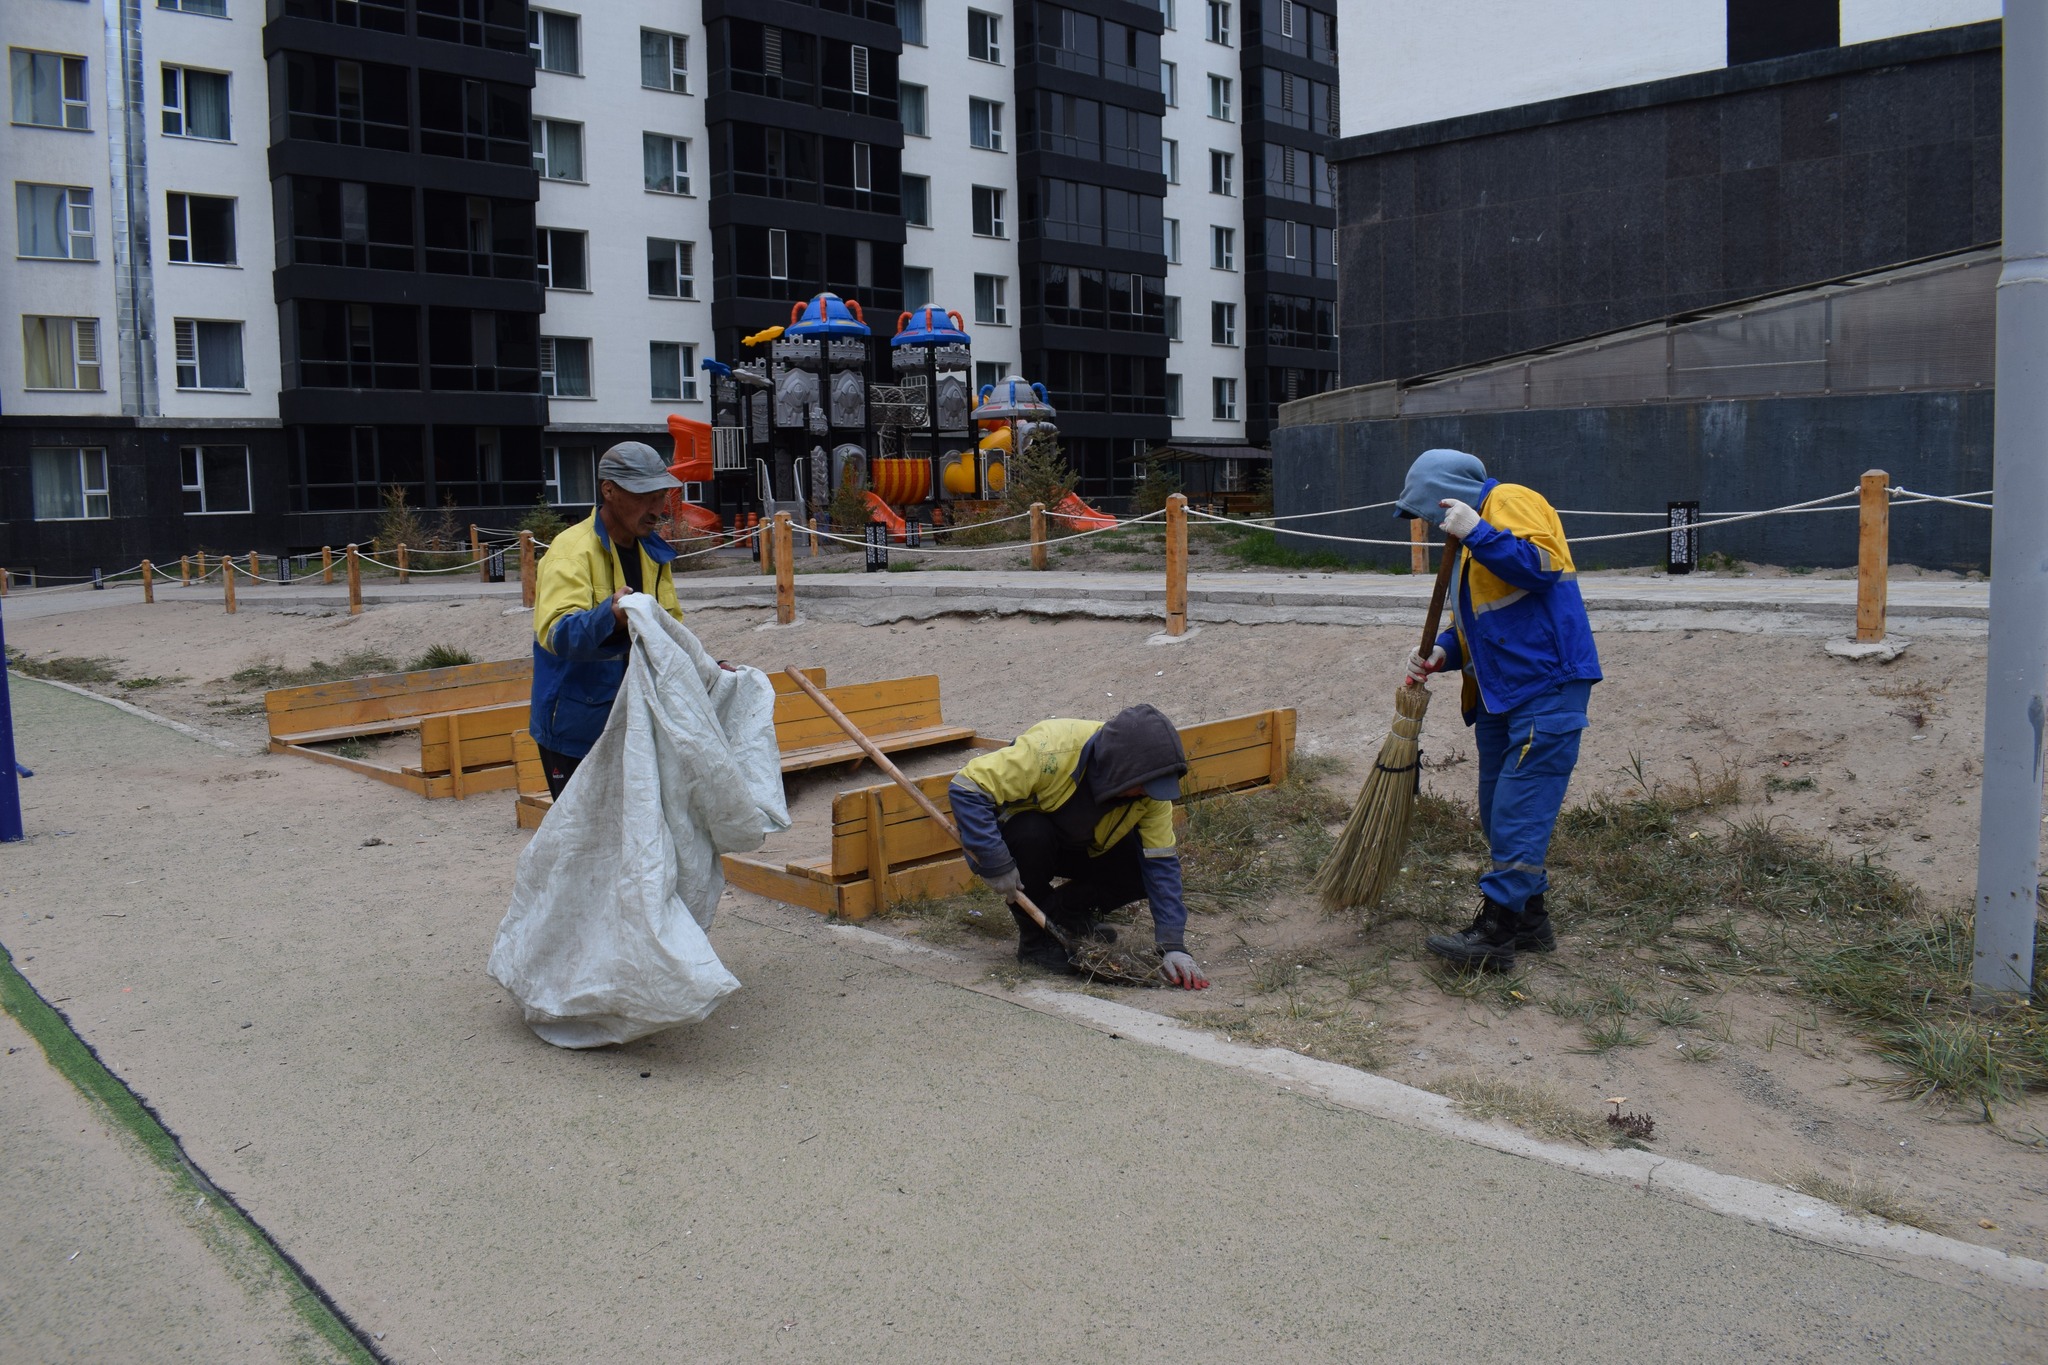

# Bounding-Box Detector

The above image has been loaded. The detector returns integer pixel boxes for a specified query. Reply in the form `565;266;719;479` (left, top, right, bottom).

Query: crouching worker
948;705;1209;989
529;441;691;799
1397;448;1602;971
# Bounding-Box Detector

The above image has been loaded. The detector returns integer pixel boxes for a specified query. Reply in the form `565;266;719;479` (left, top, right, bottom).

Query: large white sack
488;596;790;1048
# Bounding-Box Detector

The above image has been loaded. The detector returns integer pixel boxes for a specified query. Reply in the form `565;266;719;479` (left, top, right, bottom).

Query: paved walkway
1;678;2038;1362
1;567;1990;635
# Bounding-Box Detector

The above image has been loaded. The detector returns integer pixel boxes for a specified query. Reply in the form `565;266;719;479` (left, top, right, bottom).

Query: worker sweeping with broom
1400;449;1602;968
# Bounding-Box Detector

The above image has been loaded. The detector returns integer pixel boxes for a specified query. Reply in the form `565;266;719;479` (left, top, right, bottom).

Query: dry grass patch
1787;1169;1945;1232
1433;1071;1612;1146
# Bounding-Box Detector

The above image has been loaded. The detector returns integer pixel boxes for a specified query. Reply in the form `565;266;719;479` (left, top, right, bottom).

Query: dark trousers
1000;810;1147;951
536;742;583;801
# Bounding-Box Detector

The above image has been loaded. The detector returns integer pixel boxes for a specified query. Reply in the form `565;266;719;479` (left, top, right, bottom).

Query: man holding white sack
529;440;732;799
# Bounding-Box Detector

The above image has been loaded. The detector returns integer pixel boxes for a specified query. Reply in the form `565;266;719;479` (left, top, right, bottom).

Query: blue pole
0;596;22;841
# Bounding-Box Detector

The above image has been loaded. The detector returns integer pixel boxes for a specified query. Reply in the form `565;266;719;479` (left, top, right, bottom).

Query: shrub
409;644;477;671
1129;448;1183;516
1000;428;1076;517
372;485;430;555
518;497;568;545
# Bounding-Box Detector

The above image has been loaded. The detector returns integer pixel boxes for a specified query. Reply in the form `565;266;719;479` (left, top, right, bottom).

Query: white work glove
1405;645;1447;686
1160;950;1209;990
1437;499;1481;538
981;867;1022;901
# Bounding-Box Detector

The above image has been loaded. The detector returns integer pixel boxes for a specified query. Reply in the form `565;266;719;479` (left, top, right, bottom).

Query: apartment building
2;0;1335;575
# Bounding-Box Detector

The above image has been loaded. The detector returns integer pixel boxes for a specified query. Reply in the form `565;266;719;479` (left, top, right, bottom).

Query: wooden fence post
223;557;237;614
773;512;795;624
196;550;207;580
397;543;409;584
1856;469;1890;644
1165;493;1188;636
1030;501;1047;571
472;524;486;582
0;569;9;598
756;513;773;576
179;554;190;586
321;545;333;584
248;550;260;582
141;560;154;604
1410;517;1429;574
809;516;819;557
346;543;363;615
519;531;536;608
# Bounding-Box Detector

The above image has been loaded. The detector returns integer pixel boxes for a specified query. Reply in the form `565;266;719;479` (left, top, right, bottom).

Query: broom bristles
1314;682;1433;913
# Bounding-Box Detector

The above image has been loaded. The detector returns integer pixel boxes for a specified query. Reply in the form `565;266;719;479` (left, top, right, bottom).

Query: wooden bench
266;660;533;799
722;708;1296;920
513;668;997;829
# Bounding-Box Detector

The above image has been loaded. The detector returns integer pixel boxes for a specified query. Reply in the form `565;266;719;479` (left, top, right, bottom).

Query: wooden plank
775;724;979;774
864;788;891;911
721;854;847;916
833;856;980;920
771;666;826;695
270;718;422;747
277;744;429;795
516;795;549;830
771;675;934;725
268;678;533;740
399;763;521;800
264;658;529;714
512;731;546;796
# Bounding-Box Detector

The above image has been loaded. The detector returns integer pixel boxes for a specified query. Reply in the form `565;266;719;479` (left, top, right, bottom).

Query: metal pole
1973;0;2048;1007
0;597;23;842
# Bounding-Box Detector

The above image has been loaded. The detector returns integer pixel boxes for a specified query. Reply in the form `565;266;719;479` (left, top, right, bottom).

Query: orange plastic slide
861;492;909;542
1051;492;1116;531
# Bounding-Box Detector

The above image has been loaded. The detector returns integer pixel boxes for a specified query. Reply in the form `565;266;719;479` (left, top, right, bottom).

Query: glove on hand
1160;950;1209;990
982;867;1022;901
1438;499;1481;538
1406;645;1447;686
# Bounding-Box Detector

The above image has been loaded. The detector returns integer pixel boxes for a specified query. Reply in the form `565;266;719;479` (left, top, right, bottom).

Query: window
165;192;235;265
969;98;1003;151
1165;217;1181;264
1208;74;1232;121
548;445;596;505
161;0;228;12
536;228;587;289
529;10;579;74
1166;373;1182;419
31;447;109;520
173;318;245;390
972;186;1006;238
180;445;251;514
641;29;689;92
1163;138;1178;183
650;342;697;401
768;228;788;280
1211;301;1237;345
975;360;1008;391
532;119;584;180
851;44;872;95
1210;150;1234;196
162;67;230;140
853;142;873;192
1165;295;1181;340
1283;219;1298;259
539;337;591;398
1280;0;1295;37
1160;0;1176;27
647;238;696;298
903;174;931;227
11;50;90;130
22;317;100;389
903;266;932;310
974;274;1007;325
1211;225;1234;269
16;185;93;260
968;10;1001;63
898;0;926;44
1207;1;1231;44
1161;60;1177;106
1213;376;1237;420
642;133;690;195
900;83;927;135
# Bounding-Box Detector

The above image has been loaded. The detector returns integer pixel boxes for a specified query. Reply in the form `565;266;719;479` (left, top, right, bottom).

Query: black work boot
1426;899;1520;970
1516;893;1556;953
1011;905;1076;974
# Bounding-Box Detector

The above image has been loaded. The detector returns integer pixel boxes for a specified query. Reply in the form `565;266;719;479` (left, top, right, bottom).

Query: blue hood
1395;448;1489;525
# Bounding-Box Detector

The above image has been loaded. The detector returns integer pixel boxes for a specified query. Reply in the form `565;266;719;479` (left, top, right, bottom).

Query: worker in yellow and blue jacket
948;705;1209;989
1398;448;1602;970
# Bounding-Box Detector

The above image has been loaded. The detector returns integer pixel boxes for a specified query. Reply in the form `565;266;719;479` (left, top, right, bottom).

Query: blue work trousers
1473;681;1593;913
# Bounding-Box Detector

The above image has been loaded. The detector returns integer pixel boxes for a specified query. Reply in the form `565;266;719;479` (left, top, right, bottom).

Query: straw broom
1313;534;1461;913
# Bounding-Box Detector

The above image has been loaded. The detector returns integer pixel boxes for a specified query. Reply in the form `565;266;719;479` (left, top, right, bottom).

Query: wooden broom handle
1420;533;1462;655
781;666;1070;942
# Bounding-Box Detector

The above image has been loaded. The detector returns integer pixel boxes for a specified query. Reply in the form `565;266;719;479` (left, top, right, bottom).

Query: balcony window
162;66;231;140
286;54;408;150
31;447;109;520
295;300;420;389
423;191;533;278
11;50;90;130
647;238;696;298
641;29;689;92
16;184;94;260
166;192;235;265
174;318;245;390
294;179;414;270
428;307;539;392
21;316;101;390
181;445;252;514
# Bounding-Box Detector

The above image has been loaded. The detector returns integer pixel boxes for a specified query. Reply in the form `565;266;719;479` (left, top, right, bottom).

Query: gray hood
1087;704;1187;803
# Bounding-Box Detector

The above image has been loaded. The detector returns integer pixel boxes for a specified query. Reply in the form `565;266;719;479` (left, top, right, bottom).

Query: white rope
809;508;1168;556
1213;498;1400;525
1890;486;1994;510
1185;508;1418;547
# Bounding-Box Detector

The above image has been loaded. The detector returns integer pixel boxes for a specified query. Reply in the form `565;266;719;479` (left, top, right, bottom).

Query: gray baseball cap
597;441;682;494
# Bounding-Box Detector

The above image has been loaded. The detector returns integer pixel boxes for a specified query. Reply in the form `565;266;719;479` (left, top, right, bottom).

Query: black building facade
1238;0;1338;444
1015;0;1170;497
